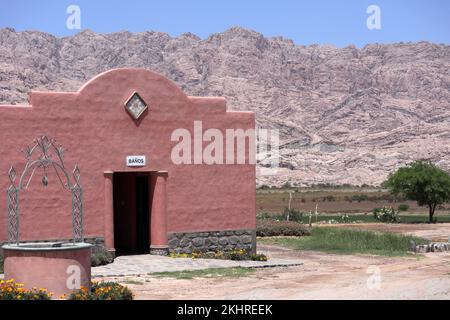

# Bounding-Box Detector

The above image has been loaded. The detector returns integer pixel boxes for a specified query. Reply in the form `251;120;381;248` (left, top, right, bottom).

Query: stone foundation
168;229;256;254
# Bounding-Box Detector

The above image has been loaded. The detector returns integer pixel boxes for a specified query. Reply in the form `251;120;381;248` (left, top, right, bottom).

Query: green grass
283;214;377;224
259;227;429;256
150;267;254;280
121;279;144;285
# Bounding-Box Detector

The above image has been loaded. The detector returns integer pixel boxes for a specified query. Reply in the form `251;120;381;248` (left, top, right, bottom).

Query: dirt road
103;244;450;300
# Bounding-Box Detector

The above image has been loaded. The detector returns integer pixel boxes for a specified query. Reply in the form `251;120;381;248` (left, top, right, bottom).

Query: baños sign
126;155;146;167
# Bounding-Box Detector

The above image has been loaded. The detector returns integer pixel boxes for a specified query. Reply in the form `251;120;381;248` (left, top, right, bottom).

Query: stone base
150;246;169;256
106;248;116;259
168;229;256;254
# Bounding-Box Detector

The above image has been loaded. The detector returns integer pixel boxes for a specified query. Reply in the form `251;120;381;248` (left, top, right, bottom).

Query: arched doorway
113;172;151;255
103;170;168;256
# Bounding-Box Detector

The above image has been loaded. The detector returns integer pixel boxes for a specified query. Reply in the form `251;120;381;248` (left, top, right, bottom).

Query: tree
384;160;450;222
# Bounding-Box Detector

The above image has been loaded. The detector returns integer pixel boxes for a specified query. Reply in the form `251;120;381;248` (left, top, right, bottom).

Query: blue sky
0;0;449;47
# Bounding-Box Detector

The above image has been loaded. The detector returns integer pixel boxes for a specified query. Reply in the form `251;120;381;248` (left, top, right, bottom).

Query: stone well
2;136;91;299
2;242;92;297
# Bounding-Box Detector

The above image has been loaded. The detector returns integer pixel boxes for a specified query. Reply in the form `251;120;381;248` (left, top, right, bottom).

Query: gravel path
92;254;303;277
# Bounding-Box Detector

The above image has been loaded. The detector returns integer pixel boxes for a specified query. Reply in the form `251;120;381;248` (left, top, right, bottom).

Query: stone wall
411;241;450;253
168;229;256;254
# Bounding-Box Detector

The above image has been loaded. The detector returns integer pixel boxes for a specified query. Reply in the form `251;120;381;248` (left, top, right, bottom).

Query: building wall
0;68;256;248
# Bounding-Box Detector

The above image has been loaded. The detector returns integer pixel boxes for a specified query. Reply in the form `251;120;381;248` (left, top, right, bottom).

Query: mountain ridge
1;27;449;186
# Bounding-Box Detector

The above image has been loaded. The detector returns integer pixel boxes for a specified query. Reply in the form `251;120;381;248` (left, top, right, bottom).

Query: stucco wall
0;68;256;243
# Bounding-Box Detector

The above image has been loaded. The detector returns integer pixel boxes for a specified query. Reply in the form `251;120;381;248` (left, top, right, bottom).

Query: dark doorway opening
113;172;150;255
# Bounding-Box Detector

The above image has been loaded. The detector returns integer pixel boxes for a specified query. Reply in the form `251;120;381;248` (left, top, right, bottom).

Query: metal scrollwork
6;136;84;244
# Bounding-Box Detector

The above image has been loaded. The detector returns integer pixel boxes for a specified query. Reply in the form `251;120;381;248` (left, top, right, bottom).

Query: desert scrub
67;281;133;300
257;220;310;237
169;249;267;261
373;206;400;223
259;227;429;256
152;267;254;280
0;279;53;300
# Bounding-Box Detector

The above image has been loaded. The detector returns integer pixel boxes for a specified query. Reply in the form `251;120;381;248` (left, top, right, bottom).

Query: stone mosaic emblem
125;92;147;120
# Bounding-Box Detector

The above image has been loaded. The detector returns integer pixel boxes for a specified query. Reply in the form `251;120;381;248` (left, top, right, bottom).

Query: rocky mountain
1;27;450;186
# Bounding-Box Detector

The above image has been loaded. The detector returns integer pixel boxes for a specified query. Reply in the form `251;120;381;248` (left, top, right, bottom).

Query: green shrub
398;204;409;211
0;255;3;274
91;246;114;267
68;281;133;300
373;207;400;223
170;249;268;261
280;208;304;221
250;253;268;261
257;220;311;237
351;194;369;202
256;212;272;220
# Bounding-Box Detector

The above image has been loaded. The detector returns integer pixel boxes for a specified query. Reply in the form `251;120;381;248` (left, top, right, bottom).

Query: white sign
126;155;146;167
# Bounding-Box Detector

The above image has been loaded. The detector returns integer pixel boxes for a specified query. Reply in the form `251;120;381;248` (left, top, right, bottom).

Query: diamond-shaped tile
125;92;148;120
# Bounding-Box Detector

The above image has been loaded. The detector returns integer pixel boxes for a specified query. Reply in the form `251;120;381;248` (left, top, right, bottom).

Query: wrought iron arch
6;136;84;245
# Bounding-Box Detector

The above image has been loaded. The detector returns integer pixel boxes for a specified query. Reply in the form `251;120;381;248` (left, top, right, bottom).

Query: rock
168;238;179;248
229;236;240;245
192;237;204;247
241;235;253;244
179;238;191;247
181;247;193;254
205;237;218;246
414;242;450;253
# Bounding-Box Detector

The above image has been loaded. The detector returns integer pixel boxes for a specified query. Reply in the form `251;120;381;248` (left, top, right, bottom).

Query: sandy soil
102;243;450;300
95;223;450;300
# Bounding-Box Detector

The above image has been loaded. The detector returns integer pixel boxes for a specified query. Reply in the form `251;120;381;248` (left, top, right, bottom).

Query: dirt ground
256;188;450;215
101;224;450;300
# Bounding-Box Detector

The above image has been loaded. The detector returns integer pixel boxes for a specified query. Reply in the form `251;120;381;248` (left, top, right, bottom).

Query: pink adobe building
0;68;256;256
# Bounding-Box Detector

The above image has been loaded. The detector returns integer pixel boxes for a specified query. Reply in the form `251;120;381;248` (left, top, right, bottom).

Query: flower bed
1;279;133;300
0;279;53;300
67;281;133;300
169;249;268;261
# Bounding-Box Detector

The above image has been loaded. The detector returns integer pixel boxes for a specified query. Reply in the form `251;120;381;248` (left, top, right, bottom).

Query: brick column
150;171;168;255
104;171;115;256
